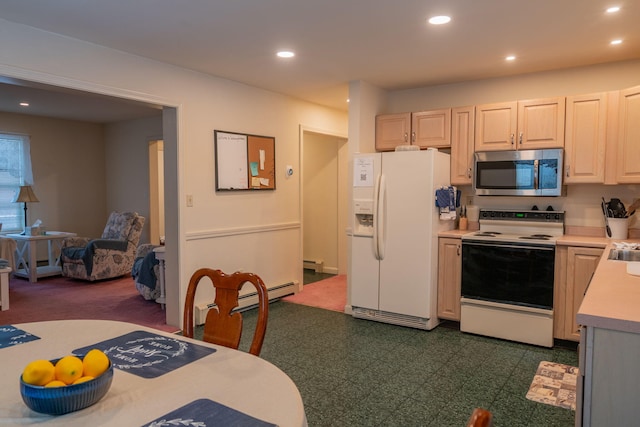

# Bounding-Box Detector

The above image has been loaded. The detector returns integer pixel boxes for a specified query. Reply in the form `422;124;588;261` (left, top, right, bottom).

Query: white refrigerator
350;148;453;330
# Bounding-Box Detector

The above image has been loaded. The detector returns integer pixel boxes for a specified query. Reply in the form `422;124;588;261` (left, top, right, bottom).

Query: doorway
301;130;348;284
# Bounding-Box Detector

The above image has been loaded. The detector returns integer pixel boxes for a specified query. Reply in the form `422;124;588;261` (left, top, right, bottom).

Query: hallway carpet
0;275;178;333
282;274;346;312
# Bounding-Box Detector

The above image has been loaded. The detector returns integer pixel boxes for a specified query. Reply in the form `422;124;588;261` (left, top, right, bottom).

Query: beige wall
302;132;347;274
349;60;640;234
0;18;349;326
104;115;163;245
385;59;640;113
0;112;107;237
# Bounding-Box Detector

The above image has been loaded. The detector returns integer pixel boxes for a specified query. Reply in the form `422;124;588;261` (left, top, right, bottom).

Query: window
0;133;34;232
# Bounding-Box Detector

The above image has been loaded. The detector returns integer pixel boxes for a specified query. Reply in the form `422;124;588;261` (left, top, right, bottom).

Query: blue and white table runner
0;325;40;349
74;330;216;378
142;398;277;427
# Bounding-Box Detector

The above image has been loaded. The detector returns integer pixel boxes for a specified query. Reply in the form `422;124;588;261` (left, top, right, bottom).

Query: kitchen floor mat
526;361;578;410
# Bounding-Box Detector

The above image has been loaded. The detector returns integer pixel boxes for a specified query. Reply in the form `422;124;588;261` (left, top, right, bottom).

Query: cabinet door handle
519;132;523;145
566;165;570;177
404;132;408;142
510;134;515;145
411;131;416;143
457;244;461;256
467;167;472;179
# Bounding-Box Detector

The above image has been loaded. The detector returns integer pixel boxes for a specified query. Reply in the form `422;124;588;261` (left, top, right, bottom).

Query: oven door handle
533;159;539;190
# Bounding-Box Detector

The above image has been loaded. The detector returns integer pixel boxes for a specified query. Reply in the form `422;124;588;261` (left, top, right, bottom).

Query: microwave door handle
533;159;539;190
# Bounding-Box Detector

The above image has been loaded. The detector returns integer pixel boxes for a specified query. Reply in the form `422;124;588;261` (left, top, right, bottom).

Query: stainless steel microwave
474;149;564;196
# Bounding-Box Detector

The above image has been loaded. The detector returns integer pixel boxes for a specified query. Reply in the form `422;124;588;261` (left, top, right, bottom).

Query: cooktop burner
462;209;565;245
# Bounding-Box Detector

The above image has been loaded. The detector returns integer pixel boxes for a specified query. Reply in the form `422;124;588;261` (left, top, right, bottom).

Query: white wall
0;19;348;326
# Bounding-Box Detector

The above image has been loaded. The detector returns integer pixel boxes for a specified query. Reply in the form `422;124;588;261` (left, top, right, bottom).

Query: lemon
22;360;56;386
44;380;67;388
82;349;110;378
72;376;94;385
54;355;84;385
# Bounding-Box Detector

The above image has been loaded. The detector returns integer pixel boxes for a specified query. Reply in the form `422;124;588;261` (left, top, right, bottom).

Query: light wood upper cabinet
437;237;462;321
450;106;475;186
411;109;451;149
564;93;607;184
474;102;517;151
615;85;640;183
475;98;565;151
375;109;451;151
375;113;411;151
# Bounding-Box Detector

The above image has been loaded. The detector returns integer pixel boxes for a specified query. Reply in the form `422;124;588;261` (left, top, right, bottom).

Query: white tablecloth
0;319;307;426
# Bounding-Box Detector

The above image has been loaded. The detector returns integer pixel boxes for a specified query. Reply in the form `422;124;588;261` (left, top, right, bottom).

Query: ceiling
0;0;639;122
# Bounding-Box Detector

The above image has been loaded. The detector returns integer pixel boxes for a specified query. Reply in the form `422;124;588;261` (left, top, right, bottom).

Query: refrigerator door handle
372;172;382;260
376;174;387;260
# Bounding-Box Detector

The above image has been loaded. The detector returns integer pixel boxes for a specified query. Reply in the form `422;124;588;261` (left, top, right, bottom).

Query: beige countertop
577;240;640;333
438;229;469;238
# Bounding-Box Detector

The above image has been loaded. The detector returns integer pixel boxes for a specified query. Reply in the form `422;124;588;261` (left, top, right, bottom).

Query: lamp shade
15;185;39;203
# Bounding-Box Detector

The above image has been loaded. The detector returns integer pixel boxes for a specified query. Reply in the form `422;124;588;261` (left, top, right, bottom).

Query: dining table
0;319;308;426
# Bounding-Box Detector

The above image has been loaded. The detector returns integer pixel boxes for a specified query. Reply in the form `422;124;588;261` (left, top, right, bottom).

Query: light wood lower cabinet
554;245;604;341
437;237;462;321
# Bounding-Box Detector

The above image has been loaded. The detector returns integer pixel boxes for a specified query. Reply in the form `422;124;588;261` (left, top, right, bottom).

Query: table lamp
14;185;39;231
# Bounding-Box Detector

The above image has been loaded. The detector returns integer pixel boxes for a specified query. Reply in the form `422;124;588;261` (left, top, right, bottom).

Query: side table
153;246;166;308
6;232;76;283
0;267;11;310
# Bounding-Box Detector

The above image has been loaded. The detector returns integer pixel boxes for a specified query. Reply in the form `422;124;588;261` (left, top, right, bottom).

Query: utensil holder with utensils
608;218;629;240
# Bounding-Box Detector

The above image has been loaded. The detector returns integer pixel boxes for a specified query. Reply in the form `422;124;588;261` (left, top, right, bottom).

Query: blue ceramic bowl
20;359;113;415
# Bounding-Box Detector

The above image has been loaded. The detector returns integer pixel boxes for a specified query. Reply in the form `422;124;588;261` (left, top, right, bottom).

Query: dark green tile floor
200;301;578;426
303;269;336;285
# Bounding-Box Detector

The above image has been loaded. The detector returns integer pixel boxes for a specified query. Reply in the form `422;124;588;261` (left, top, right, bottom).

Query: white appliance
350;148;453;330
460;209;565;347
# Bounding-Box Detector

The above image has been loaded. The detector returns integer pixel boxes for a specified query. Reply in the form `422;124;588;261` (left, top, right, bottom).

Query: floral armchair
61;211;145;281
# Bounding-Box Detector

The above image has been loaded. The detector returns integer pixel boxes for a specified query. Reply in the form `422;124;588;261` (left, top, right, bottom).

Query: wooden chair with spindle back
183;268;269;356
466;408;493;427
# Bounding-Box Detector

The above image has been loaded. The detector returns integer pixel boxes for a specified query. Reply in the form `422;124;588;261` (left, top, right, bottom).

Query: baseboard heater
195;281;297;325
303;259;324;273
352;306;439;330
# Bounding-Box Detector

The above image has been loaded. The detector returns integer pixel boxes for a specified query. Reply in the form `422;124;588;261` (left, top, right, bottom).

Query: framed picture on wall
214;130;276;191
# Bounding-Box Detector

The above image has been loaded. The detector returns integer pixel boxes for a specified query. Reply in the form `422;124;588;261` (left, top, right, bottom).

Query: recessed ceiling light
276;51;295;58
428;15;451;25
505;55;516;61
610;39;623;45
19;102;29;107
606;6;621;13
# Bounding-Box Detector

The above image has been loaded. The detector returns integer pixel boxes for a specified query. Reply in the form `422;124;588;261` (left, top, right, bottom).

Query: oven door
461;240;555;309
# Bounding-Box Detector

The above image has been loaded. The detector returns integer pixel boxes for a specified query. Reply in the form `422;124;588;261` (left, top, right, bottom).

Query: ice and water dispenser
354;199;374;237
